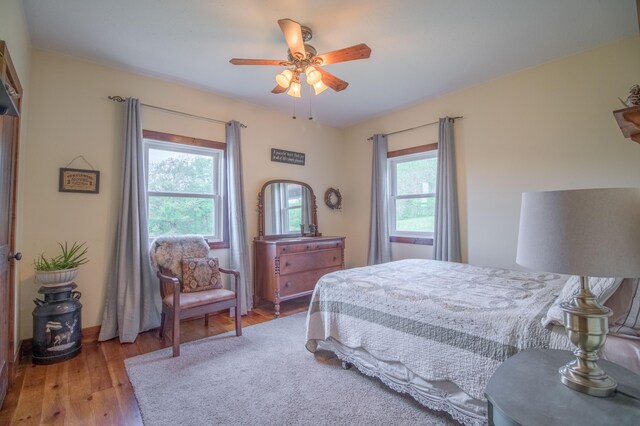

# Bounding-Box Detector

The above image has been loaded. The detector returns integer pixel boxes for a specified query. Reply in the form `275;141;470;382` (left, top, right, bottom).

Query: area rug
125;313;457;425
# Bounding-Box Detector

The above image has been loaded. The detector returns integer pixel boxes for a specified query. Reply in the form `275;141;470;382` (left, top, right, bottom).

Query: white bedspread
306;259;570;405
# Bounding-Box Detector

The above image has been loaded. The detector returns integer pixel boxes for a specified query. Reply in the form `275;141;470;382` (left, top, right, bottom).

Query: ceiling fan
229;18;371;97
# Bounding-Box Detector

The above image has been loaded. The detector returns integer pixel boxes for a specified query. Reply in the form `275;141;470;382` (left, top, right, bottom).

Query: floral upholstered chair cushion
181;257;223;293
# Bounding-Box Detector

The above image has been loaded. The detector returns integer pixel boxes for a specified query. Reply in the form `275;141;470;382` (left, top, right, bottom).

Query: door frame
1;40;23;380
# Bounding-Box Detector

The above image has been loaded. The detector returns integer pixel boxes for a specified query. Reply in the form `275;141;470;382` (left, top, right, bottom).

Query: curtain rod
108;96;247;128
366;116;462;140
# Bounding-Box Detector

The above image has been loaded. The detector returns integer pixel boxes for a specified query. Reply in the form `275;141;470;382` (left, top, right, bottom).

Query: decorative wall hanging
59;155;100;194
271;148;305;166
324;187;342;210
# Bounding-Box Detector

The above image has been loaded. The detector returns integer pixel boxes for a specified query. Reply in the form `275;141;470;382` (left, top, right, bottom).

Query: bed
305;259;640;426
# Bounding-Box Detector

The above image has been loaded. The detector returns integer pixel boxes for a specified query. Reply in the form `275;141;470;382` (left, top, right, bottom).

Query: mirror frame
257;179;318;240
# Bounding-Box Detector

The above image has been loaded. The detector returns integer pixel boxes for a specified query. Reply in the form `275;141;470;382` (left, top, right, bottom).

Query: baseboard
13;340;22;365
81;325;101;343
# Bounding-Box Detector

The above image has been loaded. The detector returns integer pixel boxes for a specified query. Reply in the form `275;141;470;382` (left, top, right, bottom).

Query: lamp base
559;358;616;397
559;276;615;397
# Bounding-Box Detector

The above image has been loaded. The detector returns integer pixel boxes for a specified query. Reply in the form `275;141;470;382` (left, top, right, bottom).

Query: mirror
257;180;318;239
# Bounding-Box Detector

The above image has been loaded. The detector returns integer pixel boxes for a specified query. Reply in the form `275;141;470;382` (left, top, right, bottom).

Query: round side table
485;349;640;425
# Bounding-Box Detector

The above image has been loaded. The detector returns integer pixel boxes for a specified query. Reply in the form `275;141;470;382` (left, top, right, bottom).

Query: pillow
542;276;624;327
609;278;640;337
181;257;223;293
604;278;636;326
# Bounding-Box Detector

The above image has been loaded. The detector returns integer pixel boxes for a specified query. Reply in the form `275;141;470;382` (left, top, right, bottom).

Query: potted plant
33;242;89;287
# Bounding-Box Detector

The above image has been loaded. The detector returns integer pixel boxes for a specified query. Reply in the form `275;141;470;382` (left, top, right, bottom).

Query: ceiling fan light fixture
305;66;321;85
276;69;293;88
287;80;302;97
313;80;328;95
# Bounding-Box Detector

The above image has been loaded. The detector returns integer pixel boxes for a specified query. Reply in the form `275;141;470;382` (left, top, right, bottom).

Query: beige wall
344;36;640;269
20;50;346;339
13;28;640;340
0;0;32;355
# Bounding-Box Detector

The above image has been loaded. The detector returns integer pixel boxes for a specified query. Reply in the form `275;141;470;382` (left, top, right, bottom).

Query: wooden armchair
150;235;242;357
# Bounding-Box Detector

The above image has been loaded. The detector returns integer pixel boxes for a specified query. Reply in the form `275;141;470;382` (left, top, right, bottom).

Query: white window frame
388;149;438;238
144;138;225;242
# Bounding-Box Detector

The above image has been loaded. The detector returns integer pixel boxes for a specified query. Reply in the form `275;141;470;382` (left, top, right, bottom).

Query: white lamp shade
305;66;321;85
276;69;293;88
287;81;301;97
516;188;640;277
313;80;328;95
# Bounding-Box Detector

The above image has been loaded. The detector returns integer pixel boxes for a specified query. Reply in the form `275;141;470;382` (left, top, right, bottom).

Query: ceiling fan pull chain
308;84;313;120
292;96;297;119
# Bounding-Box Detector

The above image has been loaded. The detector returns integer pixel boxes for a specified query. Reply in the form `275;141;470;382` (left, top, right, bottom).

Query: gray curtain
433;117;461;262
99;98;161;342
301;187;311;231
226;120;252;314
367;134;391;265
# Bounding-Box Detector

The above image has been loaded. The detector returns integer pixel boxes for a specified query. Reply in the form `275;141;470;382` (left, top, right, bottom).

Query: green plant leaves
33;241;88;271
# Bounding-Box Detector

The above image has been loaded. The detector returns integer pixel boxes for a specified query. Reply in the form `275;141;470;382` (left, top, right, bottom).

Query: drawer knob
285;261;291;267
285;282;291;287
333;256;337;261
306;245;310;249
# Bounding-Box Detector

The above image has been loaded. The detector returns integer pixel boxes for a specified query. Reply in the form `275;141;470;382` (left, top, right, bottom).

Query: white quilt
306;259;571;422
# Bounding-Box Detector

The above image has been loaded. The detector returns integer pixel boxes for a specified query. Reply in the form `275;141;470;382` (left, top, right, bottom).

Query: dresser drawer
278;239;344;255
279;266;342;298
279;248;342;275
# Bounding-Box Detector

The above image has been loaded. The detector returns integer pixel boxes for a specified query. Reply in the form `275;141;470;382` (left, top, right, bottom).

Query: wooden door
0;41;22;406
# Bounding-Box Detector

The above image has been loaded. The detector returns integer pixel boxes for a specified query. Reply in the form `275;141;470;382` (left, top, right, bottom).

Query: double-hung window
388;145;438;243
143;130;227;248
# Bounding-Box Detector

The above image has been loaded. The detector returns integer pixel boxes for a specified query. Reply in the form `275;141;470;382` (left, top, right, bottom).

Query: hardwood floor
0;298;311;425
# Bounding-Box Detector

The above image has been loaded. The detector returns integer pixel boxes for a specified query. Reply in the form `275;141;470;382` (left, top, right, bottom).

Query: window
143;130;228;248
388;144;438;244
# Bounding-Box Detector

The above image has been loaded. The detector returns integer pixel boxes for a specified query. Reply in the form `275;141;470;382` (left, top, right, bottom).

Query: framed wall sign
59;168;100;194
271;148;305;166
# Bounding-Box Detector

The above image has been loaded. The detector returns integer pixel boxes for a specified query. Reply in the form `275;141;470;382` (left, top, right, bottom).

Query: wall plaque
271;148;305;166
59;168;100;194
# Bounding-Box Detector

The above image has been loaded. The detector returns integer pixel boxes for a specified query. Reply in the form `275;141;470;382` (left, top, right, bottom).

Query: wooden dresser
254;236;345;317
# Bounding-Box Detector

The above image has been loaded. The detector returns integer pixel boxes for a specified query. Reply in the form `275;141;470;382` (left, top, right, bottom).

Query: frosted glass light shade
287;81;301;97
313;80;328;95
516;188;640;277
276;69;293;88
305;66;321;85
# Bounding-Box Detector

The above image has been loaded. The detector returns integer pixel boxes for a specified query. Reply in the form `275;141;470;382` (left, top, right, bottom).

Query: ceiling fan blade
278;18;306;58
316;43;372;65
271;84;288;94
229;58;289;66
317;67;349;92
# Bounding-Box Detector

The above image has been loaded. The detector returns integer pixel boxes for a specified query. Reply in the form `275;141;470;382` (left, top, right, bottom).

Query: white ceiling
23;0;639;128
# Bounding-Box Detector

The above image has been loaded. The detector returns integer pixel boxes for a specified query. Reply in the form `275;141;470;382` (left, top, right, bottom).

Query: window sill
207;240;229;250
389;236;433;246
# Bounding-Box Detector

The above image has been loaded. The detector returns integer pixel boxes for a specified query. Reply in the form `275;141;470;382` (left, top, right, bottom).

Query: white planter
34;268;79;287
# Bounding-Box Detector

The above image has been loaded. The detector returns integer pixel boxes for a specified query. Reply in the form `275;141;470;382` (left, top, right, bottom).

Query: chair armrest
218;267;239;278
157;270;181;312
219;267;241;306
157;270;180;287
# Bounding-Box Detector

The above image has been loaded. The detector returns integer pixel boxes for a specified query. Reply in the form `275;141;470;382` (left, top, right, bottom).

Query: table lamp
516;188;640;397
